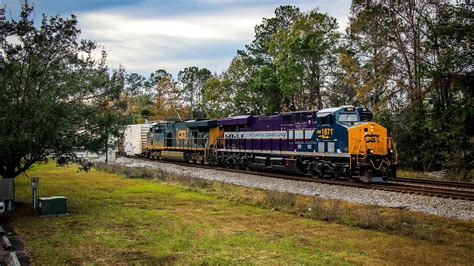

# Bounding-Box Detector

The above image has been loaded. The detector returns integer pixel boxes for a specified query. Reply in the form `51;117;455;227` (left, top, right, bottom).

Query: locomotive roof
218;115;256;126
184;119;217;128
317;107;342;114
281;109;318;114
317;106;358;115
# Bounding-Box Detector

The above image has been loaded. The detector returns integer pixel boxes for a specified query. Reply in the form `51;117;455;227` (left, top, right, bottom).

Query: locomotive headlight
366;149;374;159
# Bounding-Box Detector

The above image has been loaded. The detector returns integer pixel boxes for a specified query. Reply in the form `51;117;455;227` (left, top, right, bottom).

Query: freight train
122;106;397;183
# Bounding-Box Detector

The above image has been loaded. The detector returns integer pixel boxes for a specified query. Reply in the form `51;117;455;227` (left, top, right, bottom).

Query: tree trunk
105;133;109;164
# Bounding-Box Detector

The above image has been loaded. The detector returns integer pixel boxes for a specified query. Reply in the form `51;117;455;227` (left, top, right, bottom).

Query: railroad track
118;156;474;201
210;166;474;201
392;177;474;190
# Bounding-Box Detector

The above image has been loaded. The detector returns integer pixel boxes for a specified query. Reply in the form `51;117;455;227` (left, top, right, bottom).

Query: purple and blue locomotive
216;106;397;182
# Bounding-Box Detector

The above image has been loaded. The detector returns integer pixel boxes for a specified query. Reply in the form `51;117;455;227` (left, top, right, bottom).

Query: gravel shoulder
110;157;474;220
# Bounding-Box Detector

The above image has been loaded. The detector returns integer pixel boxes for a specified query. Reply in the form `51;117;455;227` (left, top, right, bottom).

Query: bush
264;190;297;211
351;206;383;229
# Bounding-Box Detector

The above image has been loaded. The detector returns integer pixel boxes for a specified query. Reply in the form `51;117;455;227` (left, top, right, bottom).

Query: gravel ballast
109;157;473;220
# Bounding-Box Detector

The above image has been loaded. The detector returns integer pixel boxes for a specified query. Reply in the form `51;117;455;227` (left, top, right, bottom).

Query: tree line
125;1;472;179
0;1;472;180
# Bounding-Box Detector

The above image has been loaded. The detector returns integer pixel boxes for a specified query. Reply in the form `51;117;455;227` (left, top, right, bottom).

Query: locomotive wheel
241;160;250;171
310;169;321;179
311;172;320;179
224;157;233;168
310;162;324;179
348;176;358;182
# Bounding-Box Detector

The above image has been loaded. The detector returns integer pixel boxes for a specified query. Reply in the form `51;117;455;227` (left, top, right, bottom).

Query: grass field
10;163;474;264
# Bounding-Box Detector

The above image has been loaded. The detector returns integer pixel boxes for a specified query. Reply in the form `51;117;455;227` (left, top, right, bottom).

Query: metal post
9;252;21;266
1;235;12;250
31;177;39;210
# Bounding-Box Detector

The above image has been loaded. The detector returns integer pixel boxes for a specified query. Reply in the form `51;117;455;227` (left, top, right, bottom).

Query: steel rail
392;177;474;189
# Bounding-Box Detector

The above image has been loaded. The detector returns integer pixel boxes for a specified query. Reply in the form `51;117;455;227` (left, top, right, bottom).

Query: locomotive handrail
387;137;398;164
356;140;362;165
350;137;364;155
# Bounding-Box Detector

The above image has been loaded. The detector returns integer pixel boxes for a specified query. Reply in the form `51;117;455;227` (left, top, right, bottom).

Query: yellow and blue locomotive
143;119;223;163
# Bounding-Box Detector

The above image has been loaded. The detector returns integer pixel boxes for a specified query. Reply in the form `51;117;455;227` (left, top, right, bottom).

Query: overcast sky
3;0;351;77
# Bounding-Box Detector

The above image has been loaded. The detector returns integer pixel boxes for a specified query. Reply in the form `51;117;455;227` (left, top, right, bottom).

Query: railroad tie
8;252;21;266
1;235;12;250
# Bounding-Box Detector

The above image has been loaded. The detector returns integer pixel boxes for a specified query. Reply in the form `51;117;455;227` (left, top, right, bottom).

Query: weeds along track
119;156;474;201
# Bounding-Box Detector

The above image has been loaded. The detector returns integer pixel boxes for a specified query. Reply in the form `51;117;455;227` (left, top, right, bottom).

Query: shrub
351;206;383;229
264;190;297;210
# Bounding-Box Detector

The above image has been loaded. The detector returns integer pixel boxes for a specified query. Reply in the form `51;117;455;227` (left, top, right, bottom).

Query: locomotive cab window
295;113;302;123
338;113;359;126
360;113;373;122
282;114;292;124
317;113;333;125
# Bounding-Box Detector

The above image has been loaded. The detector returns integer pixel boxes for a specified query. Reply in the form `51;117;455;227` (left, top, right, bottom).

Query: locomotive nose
348;122;389;156
347;122;397;182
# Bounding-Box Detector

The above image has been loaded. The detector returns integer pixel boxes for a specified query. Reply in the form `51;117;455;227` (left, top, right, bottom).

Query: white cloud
76;6;272;76
75;1;350;76
79;6;270;42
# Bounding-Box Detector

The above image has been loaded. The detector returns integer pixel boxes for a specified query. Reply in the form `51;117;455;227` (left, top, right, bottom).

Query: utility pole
0;1;5;63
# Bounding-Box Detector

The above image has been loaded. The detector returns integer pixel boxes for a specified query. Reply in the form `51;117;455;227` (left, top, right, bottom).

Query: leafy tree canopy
0;6;130;178
178;66;211;119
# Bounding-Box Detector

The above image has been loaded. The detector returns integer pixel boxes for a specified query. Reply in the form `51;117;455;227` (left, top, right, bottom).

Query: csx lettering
177;129;188;140
365;134;379;143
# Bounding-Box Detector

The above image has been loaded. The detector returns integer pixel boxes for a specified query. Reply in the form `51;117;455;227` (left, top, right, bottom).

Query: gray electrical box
0;179;14;201
38;196;67;216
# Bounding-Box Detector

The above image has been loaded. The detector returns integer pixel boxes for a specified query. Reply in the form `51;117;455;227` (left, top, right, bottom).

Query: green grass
11;162;474;265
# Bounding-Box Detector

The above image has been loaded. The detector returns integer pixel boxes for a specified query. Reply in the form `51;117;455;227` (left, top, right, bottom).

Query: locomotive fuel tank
160;151;186;162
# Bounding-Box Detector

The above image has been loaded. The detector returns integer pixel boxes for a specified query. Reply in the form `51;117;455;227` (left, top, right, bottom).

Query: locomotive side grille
318;142;325;152
327;142;335;153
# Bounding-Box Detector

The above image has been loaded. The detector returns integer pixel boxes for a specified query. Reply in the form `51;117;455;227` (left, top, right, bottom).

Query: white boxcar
123;124;153;156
